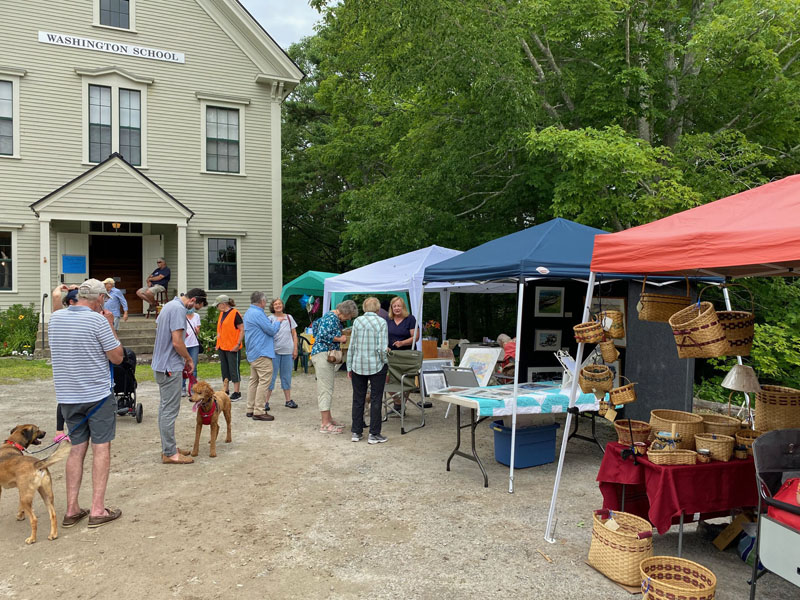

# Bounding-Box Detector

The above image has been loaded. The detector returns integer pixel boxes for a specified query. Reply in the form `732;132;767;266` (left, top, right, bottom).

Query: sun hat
212;294;232;307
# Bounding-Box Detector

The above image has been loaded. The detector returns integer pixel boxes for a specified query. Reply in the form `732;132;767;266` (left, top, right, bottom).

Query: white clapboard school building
0;0;303;317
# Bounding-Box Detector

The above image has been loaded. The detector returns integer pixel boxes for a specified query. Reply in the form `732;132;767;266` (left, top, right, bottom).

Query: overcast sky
239;1;322;50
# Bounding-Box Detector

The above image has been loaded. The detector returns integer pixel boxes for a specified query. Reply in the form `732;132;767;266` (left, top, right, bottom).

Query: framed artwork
534;329;562;352
587;296;627;347
527;367;563;383
421;358;454;373
421;371;448;398
534;286;565;317
459;346;503;387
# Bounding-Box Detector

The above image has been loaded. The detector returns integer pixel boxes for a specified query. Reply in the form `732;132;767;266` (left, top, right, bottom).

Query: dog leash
25;396;110;455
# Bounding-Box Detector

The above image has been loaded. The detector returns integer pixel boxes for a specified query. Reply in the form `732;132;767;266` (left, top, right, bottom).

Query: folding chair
749;428;800;599
383;349;424;434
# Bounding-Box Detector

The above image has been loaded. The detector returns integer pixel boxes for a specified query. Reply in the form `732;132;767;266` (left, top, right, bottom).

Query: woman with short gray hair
310;300;359;433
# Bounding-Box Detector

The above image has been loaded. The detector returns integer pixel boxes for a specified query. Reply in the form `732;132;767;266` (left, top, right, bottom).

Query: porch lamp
112;222;122;232
720;364;761;423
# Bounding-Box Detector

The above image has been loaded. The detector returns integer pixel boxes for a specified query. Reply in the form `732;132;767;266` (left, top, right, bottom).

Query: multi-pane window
0;232;12;291
100;0;130;29
89;85;112;162
119;89;141;165
208;238;237;290
0;81;12;156
206;107;240;173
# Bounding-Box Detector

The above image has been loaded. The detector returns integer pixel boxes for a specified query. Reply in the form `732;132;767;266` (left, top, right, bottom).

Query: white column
39;219;51;318
270;91;283;299
177;224;187;294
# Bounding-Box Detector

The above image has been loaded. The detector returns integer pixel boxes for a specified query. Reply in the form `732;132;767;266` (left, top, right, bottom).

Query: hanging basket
599;310;625;339
598;339;620;363
649;409;705;450
580;364;613;395
700;284;755;357
598;400;610;417
640;556;717;600
574;317;604;343
588;509;653;587
615;419;651;445
754;385;800;431
701;413;743;437
694;433;735;462
638;276;692;322
668;301;730;359
609;376;636;406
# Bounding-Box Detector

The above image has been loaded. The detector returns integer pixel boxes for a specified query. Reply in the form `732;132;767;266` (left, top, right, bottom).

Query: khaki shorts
149;284;166;294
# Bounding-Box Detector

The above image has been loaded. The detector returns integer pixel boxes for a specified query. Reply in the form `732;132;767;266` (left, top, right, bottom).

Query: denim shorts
59;393;116;445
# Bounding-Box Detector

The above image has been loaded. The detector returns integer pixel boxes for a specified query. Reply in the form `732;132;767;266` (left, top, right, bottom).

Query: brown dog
189;381;232;457
1;425;71;544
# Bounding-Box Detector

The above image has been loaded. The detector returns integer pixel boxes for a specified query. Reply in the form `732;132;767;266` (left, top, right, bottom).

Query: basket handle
722;283;755;312
637;531;653;539
617;375;633;387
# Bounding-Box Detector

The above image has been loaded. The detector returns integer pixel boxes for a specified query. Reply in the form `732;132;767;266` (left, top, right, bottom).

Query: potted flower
421;320;440;359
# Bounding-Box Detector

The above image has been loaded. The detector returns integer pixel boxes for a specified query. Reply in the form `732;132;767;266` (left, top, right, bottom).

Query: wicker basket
615;420;651;445
574;318;604;343
754;385;800;431
668;301;730;359
588;510;653;586
598;340;620;363
717;285;755;356
598;400;609;417
640;556;717;600
647;449;697;465
638;277;692;322
599;310;625;339
580;364;613;395
701;413;743;437
735;429;762;457
694;433;735;462
609;376;636;406
649;409;705;450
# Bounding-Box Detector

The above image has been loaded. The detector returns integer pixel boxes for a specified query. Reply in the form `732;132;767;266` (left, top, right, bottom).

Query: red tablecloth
597;442;758;534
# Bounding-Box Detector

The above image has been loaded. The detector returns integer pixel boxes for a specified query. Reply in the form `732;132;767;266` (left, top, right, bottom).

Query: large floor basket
640;556;716;600
588;509;653;586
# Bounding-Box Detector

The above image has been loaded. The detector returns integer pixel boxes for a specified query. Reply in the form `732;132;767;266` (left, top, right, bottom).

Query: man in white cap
102;277;128;331
48;278;124;529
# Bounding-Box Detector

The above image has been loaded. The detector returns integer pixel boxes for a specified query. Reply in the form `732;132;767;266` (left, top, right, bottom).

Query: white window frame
0;69;25;160
203;234;243;293
0;226;19;294
79;70;149;167
93;0;137;33
196;93;249;176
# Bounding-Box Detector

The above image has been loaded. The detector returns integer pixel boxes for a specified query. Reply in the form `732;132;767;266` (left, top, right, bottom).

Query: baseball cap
102;277;116;286
212;294;231;307
62;288;79;306
78;278;109;299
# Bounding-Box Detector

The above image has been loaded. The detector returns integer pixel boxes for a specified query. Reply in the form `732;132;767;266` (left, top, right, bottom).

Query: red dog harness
3;439;25;453
199;401;217;425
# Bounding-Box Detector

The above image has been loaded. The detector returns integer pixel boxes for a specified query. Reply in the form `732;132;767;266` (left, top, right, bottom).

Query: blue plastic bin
490;420;560;468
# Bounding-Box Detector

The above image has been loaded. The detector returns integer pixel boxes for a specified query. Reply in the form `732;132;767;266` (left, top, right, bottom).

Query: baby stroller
114;347;142;423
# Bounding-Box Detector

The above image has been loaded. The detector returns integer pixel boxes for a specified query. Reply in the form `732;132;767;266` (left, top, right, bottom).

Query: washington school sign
38;31;185;64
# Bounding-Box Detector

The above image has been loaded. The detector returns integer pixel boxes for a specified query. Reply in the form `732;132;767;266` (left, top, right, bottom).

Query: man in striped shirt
347;297;389;444
48;278;124;528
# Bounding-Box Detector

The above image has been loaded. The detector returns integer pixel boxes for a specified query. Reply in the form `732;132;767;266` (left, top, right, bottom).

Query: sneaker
181;388;187;397
230;392;241;401
351;433;363;442
368;434;388;444
263;402;271;412
285;400;298;409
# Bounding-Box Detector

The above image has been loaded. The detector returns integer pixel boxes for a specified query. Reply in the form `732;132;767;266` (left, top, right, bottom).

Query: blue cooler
490;420;559;468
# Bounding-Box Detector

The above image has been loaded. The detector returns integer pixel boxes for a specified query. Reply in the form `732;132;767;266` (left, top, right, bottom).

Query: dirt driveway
0;370;795;599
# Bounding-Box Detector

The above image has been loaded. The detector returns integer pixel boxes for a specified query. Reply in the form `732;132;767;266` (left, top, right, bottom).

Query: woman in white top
266;298;299;409
183;308;202;396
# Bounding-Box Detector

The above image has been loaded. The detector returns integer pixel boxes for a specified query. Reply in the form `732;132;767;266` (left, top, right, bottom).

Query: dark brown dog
0;424;71;544
189;381;232;457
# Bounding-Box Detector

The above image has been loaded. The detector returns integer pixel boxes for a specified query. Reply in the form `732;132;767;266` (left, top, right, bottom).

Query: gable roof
30;153;194;222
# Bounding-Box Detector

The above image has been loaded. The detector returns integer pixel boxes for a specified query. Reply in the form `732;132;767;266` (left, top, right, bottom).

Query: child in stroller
114;347;143;423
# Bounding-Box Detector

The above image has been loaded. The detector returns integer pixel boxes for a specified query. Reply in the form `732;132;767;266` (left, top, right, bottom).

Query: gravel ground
0;370;795;599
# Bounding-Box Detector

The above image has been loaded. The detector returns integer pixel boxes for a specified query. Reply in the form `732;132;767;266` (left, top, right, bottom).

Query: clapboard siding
0;0;297;310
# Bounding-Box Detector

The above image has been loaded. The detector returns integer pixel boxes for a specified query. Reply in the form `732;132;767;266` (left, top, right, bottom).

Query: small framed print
534;286;565;317
421;370;448;398
534;329;562;352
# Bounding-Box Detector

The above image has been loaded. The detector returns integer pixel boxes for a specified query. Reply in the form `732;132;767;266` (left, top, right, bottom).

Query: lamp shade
721;364;761;393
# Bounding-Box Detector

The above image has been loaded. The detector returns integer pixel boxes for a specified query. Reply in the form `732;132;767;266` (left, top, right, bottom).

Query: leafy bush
198;306;218;355
0;304;40;356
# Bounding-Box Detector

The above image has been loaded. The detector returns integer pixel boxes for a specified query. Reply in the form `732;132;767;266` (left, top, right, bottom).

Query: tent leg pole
544;271;596;542
722;286;751;423
508;281;525;494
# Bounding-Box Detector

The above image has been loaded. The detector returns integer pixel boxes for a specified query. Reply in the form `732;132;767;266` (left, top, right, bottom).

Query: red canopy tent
591;174;800;278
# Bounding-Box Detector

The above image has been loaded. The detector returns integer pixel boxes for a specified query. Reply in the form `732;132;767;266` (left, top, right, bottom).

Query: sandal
319;423;344;434
161;453;194;464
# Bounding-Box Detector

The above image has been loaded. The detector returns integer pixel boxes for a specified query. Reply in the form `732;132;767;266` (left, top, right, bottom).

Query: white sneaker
351;433;363;442
368;434;388;444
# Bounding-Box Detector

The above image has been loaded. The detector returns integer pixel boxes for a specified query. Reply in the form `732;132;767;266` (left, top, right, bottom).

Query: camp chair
749;428;800;599
383;349;424;434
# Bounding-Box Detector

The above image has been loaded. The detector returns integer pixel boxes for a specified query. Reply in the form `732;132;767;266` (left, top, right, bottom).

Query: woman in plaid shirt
347;297;389;444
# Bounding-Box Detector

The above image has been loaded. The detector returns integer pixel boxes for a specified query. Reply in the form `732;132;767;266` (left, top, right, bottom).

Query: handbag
187;319;204;354
326;349;343;364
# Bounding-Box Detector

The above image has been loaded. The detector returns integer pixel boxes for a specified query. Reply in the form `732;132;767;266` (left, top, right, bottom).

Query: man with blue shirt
243;291;280;421
102;277;128;330
137;257;171;312
152;287;207;464
49;278;124;528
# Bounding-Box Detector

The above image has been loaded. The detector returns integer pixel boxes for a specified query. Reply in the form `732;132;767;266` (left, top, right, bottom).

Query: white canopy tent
322;245;515;342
